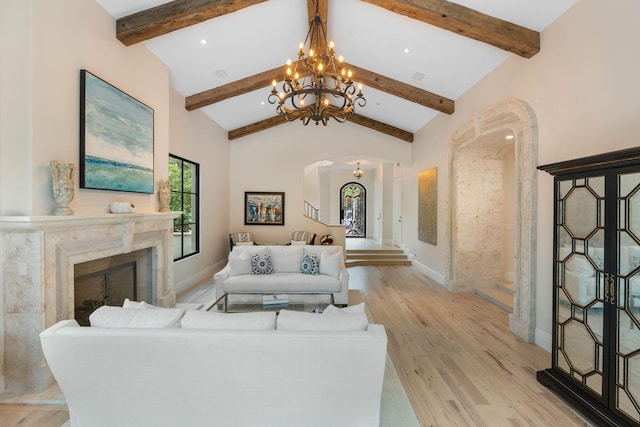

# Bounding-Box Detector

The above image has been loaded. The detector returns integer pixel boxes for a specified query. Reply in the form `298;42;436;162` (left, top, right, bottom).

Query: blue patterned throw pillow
252;254;274;275
300;255;320;275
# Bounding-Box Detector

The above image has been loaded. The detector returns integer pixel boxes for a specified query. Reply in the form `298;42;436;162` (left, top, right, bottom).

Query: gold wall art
418;168;437;245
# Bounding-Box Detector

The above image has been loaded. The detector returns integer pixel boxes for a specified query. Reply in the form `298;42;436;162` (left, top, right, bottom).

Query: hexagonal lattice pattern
564;187;598;239
564;255;597;306
563;320;596;375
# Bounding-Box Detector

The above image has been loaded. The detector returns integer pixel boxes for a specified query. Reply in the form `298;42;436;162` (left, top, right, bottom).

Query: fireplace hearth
0;212;180;394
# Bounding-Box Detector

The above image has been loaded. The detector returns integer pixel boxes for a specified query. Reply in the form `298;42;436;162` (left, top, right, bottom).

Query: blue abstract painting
80;70;154;194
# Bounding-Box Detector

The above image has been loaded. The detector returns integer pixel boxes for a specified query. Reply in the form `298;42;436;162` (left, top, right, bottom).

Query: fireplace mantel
0;212;180;394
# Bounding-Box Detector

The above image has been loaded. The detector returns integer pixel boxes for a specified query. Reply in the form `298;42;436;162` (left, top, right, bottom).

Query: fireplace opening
73;248;153;326
74;261;136;326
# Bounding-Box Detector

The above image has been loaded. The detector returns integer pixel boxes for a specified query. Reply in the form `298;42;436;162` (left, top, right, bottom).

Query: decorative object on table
320;234;334;245
244;191;284;225
158;179;170;212
418;167;437;245
109;202;135;214
263;294;289;309
267;0;365;126
79;69;154;194
50;160;75;215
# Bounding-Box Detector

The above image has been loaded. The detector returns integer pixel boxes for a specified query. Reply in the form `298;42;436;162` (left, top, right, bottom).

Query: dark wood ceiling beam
228;115;290;140
228;113;413;142
345;62;454;114
116;0;267;46
348;114;414;142
361;0;540;58
186;64;286;110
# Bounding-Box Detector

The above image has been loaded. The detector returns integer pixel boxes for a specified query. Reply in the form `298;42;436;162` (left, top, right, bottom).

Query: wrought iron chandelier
268;1;366;125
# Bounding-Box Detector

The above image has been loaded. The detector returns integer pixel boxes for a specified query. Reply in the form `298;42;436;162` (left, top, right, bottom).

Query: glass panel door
554;175;606;398
340;182;366;238
615;171;640;422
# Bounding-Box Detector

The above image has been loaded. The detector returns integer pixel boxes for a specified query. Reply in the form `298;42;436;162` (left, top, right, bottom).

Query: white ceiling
95;0;579;135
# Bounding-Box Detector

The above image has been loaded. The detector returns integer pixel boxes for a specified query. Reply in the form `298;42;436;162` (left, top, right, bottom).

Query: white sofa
214;245;349;309
40;305;387;427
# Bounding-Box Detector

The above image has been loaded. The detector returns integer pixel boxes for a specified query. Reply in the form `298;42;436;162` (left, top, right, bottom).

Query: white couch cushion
269;246;304;273
319;250;341;277
122;299;160;310
229;250;252;276
181;310;276;330
222;273;341;293
323;302;365;314
89;306;185;328
277;309;368;331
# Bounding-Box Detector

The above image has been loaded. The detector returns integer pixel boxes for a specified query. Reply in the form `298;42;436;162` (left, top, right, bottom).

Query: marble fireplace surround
0;212;180;394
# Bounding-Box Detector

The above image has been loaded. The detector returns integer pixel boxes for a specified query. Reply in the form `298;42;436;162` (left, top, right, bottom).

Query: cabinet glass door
554;175;606;399
615;171;640;422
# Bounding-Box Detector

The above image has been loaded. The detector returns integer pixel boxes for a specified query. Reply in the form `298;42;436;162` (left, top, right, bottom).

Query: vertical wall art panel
418;168;437;245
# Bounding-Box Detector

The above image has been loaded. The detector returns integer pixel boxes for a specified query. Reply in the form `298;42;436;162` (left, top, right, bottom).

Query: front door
340;182;366;238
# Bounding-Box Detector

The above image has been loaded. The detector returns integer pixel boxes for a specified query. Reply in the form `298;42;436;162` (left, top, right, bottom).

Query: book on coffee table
263;294;289;306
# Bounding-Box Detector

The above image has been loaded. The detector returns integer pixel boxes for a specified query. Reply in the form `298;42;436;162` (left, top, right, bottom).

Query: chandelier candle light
268;1;366;125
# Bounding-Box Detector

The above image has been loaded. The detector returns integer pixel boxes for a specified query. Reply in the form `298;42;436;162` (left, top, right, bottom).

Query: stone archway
447;99;538;343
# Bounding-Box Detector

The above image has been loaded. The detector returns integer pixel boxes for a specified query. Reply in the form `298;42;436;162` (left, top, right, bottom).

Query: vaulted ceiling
96;0;578;142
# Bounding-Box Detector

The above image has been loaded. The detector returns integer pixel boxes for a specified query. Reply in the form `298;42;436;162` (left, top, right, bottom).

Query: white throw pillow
89;306;185;328
323;302;365;314
122;298;159;309
229;250;252;276
269;246;304;273
236;241;254;246
276;309;368;331
319;250;341;277
181;310;276;330
290;240;307;246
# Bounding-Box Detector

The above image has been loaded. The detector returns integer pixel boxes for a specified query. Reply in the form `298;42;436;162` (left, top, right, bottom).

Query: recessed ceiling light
403;48;410;54
200;39;207;45
214;69;228;79
412;72;425;82
506;134;514;140
260;101;265;105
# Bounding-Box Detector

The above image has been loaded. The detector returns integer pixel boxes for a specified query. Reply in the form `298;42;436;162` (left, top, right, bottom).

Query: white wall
228;122;411;244
405;0;640;347
0;0;230;291
168;88;230;294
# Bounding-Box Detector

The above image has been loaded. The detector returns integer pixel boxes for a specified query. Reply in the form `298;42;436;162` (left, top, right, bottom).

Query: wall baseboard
412;259;445;286
174;258;226;297
535;329;552;353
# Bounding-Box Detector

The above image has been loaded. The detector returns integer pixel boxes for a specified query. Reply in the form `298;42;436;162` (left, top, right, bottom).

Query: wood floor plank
348;265;594;427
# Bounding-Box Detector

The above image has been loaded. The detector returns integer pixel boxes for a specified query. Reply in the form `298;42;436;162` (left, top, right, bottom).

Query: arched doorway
448;99;538;343
340;182;366;238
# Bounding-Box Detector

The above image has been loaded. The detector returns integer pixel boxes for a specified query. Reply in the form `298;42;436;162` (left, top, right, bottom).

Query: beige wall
0;0;230;292
405;0;640;347
228;122;411;245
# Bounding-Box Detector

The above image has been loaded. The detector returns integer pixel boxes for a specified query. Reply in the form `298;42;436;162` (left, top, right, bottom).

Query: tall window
169;154;199;261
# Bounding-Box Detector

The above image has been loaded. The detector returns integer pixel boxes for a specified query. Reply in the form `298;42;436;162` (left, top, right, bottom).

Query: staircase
345;249;412;267
475;281;514;313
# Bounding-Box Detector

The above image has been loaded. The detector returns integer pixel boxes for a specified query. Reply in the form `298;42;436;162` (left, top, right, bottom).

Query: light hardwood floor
349;265;593;427
0;263;593;426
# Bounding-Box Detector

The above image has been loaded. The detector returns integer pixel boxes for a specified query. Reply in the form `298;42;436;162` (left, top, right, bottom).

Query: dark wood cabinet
538;147;640;427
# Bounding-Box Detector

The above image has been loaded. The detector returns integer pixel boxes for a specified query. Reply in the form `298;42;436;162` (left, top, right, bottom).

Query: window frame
169;154;200;261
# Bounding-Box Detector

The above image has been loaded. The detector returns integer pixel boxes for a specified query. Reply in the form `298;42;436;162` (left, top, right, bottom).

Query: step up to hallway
475;282;514;313
345;249;411;267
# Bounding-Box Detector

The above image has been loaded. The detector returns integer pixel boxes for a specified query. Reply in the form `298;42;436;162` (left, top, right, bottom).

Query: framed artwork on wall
79;69;154;194
244;192;285;225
